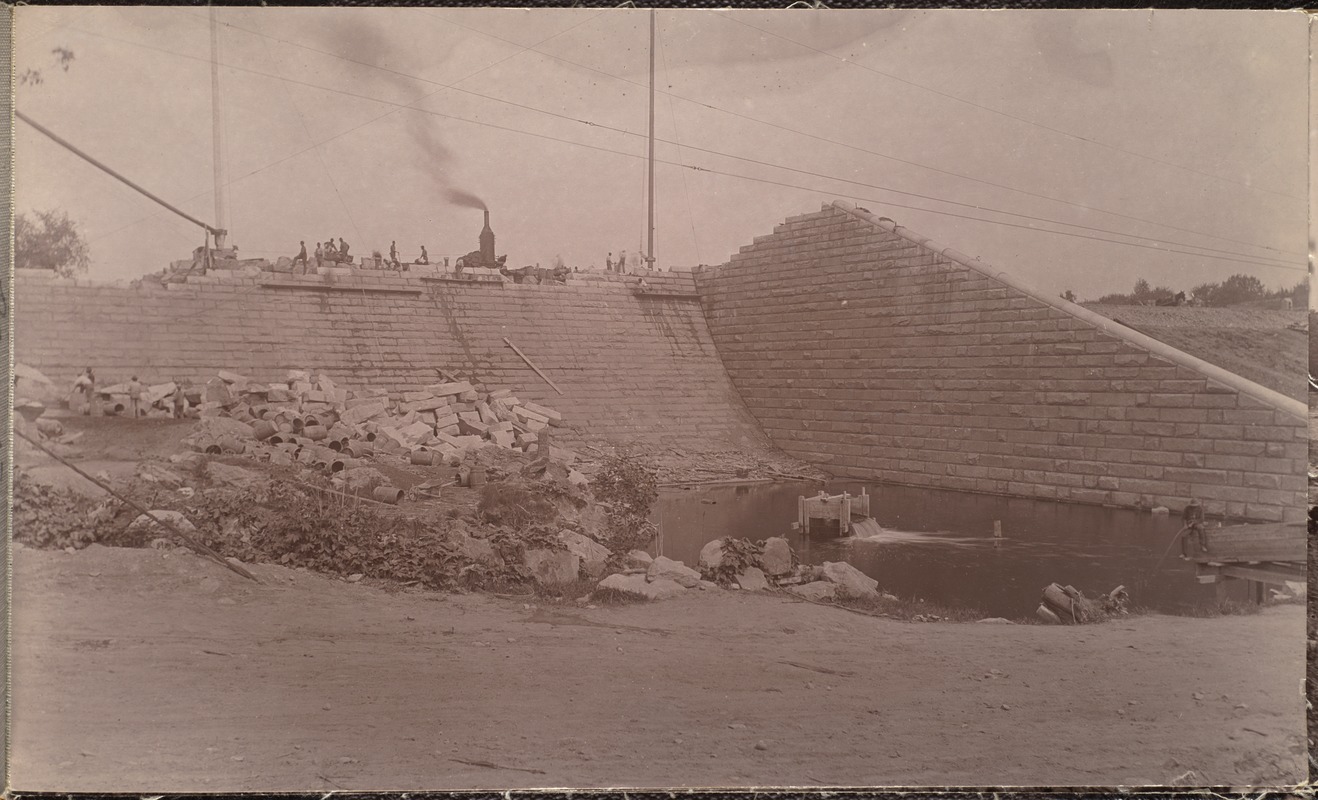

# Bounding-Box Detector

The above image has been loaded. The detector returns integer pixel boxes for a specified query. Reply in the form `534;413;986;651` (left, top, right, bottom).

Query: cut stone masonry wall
13;268;767;453
694;202;1306;523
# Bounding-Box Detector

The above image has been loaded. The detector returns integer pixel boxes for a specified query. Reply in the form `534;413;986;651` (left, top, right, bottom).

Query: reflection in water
654;481;1241;617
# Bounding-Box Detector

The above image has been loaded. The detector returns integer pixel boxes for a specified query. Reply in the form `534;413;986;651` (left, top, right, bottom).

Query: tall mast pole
646;8;655;270
209;6;228;249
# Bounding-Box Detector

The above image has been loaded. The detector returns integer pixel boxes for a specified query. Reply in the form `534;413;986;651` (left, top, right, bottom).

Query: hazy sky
13;8;1311;301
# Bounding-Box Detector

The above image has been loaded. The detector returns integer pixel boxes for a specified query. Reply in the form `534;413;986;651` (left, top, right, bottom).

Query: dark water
653;480;1242;617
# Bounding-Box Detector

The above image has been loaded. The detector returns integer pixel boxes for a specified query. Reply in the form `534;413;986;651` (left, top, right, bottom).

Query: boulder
137;463;187;488
127;510;196;537
819;561;879;599
647;556;702;589
206;462;262;489
559;530;611;579
184;417;255;448
523;548;580;588
977;617;1016;625
597;573;687;601
786;581;837;601
758;537;793;576
698;538;726;572
453;532;500;567
623;550;654;569
342;466;389;495
735;566;769;591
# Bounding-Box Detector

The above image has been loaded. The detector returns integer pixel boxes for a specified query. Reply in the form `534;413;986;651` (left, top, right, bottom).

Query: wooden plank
503;338;564;396
1203;563;1307;585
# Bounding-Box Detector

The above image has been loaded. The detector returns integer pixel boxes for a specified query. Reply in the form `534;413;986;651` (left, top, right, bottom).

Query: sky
12;7;1312;302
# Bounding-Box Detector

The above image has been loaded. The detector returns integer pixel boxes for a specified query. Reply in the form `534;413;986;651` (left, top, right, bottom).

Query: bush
590;452;659;552
475;480;559;529
703;537;763;584
188;483;464;589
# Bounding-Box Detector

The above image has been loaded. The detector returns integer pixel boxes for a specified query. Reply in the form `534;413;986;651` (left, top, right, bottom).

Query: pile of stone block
189;368;567;469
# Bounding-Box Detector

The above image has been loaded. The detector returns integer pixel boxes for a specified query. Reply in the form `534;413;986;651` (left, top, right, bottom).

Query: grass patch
822;591;986;622
588;587;649;606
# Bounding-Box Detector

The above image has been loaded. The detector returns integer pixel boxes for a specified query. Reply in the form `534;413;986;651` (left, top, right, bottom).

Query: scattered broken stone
558;530;611;579
819;561;879;599
524;549;581;588
623;550;654;569
347;573;364;583
757;537;793;576
597;573;687;601
754;740;769;751
977;617;1015;624
698;538;726;572
735;566;769;592
127;510;196;537
786;581;837;601
646;556;702;588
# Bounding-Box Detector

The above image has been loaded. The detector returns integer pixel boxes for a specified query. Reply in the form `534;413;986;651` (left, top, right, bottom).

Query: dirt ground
8;543;1305;792
1085;305;1306;401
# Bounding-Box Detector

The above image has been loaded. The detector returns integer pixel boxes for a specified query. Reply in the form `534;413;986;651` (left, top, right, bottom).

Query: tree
15;209;90;277
1060;289;1077;303
1211;273;1267;306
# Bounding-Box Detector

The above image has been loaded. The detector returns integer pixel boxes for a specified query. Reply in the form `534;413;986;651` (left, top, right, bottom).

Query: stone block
647;556;701;588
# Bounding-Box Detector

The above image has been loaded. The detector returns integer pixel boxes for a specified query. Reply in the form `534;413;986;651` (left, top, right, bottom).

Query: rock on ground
453;532;500;567
624;550;653;569
523;549;581;589
206;462;263;489
786;581;837;601
597;573;687;601
758;537;793;576
647;556;702;589
558;530;611;579
127;510;197;536
341;467;390;496
820;561;879;599
735;566;769;592
698;538;725;572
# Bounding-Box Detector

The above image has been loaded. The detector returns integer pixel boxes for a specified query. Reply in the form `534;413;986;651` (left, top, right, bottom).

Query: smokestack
480;209;495;266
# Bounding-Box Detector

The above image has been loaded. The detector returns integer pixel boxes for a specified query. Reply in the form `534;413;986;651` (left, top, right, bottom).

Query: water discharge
653;480;1251;617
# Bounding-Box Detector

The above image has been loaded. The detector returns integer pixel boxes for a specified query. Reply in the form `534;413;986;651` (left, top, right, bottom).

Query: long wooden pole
16;430;260;583
503;337;564;395
16;111;223;236
646;8;656;269
210;6;229;248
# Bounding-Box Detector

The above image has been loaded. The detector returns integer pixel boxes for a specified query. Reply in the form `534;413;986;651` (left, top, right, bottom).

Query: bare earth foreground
10;544;1305;791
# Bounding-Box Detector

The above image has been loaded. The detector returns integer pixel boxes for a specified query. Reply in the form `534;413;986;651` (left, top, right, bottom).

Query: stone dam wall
14;202;1307;522
12;269;770;453
694;202;1306;523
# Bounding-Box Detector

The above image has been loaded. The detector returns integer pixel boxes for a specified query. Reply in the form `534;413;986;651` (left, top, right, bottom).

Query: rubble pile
591;536;888;604
182;368;570;478
95;380;198;418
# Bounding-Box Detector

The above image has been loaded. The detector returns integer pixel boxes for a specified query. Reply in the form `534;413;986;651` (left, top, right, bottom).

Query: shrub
590;453;659;552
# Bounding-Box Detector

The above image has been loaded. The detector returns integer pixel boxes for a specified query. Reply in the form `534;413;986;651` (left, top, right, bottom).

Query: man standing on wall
127;375;144;419
292;241;308;271
606;252;614;272
172;380;187;419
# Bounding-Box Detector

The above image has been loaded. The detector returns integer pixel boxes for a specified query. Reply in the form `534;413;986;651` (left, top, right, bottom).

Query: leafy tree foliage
15;209;90;277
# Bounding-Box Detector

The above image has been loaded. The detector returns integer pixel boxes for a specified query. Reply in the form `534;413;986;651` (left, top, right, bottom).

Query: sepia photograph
6;5;1312;792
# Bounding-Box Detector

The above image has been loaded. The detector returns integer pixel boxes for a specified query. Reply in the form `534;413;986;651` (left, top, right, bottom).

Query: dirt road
9;544;1306;791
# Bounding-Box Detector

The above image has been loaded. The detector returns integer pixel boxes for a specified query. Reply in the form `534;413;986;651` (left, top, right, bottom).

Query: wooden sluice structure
798;489;874;535
1184;521;1306;601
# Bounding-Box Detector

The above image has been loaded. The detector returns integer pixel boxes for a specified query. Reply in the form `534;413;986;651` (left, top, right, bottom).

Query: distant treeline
1070;275;1307;307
